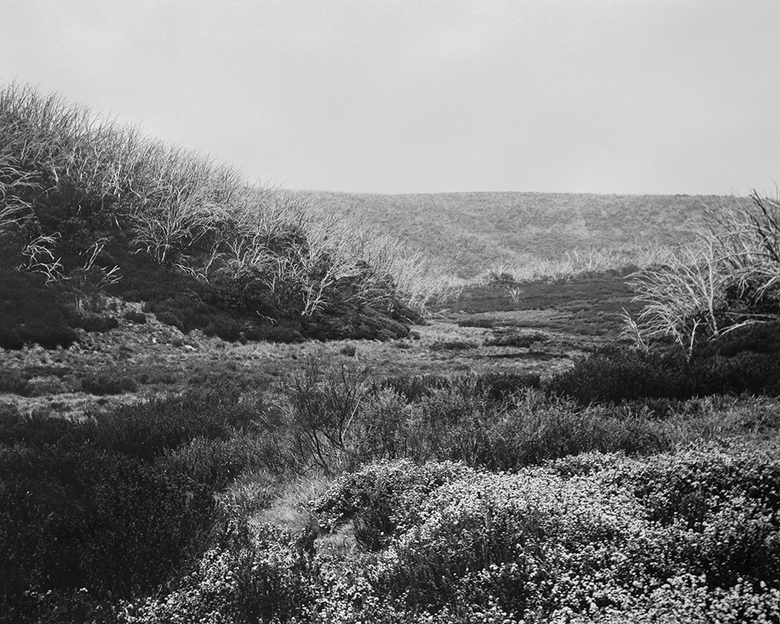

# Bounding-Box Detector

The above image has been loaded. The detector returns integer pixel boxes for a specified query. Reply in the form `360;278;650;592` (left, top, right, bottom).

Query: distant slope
301;191;743;278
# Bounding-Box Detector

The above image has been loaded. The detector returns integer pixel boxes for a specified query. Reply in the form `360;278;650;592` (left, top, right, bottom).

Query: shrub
91;387;257;462
0;387;266;623
430;339;478;351
68;313;119;333
545;347;684;403
546;344;780;404
363;464;645;616
608;446;780;587
279;355;370;472
0;444;219;623
123;310;146;324
118;524;318;624
486;330;550;348
315;459;474;551
340;344;357;357
377;374;453;402
261;324;306;344
81;372;137;395
0;270;76;350
457;317;496;328
203;315;242;342
0;369;29;396
308;453;780;622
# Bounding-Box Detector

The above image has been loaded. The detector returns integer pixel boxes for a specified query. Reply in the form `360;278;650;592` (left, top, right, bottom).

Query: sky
1;0;779;196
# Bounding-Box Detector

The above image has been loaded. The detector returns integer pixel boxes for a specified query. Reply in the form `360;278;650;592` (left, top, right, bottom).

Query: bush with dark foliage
546;342;780;404
0;270;76;350
0;386;265;624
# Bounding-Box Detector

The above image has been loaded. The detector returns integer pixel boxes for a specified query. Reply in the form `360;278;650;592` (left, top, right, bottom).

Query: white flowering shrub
310;451;780;623
113;447;780;624
118;524;317;624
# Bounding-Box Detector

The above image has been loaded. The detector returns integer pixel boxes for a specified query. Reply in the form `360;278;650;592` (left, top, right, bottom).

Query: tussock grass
627;191;780;352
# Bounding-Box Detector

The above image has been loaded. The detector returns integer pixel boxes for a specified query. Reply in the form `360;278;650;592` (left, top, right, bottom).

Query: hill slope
0;84;421;349
301;190;743;278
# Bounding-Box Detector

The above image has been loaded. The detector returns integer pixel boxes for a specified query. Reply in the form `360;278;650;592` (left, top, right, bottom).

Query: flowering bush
308;451;780;623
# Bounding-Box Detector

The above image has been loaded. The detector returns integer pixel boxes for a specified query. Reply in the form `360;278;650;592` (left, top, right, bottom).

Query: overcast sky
1;0;779;195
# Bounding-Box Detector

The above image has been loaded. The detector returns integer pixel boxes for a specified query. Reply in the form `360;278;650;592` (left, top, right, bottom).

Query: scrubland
2;84;780;623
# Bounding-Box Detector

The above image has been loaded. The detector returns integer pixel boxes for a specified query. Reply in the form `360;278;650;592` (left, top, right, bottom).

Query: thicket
0;83;434;348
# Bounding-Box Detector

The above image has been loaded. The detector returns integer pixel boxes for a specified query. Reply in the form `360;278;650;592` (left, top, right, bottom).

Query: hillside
301;190;744;278
0;84;423;350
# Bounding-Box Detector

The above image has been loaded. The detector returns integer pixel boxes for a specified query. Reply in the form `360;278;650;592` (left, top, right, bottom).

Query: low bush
546;344;780;404
457;317;497;328
315;459;473;551
430;339;478;351
81;372;138;395
486;330;550;348
68;313;119;333
377;374;453;402
0;369;29;396
123;310;146;324
0;270;76;350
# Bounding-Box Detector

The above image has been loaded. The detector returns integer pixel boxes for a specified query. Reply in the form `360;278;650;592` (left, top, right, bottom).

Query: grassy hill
0;84;428;349
301;190;744;278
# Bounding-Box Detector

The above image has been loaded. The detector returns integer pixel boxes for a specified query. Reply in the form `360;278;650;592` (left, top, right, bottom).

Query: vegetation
627;191;780;354
0;83;438;349
3;347;780;623
4;82;780;623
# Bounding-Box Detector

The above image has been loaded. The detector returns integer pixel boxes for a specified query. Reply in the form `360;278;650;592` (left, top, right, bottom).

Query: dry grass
627;191;780;351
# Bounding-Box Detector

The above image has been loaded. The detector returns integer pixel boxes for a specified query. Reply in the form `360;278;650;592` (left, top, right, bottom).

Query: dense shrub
0;386;267;624
117;522;318;624
546;344;780;404
271;362;683;473
203;314;243;342
0;270;76;350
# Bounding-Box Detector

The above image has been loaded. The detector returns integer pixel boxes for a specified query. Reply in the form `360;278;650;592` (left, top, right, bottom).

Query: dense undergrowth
0;83;434;349
3;348;780;623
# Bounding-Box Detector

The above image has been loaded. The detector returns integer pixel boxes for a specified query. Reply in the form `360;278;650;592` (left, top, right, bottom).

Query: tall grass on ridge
0;83;440;345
